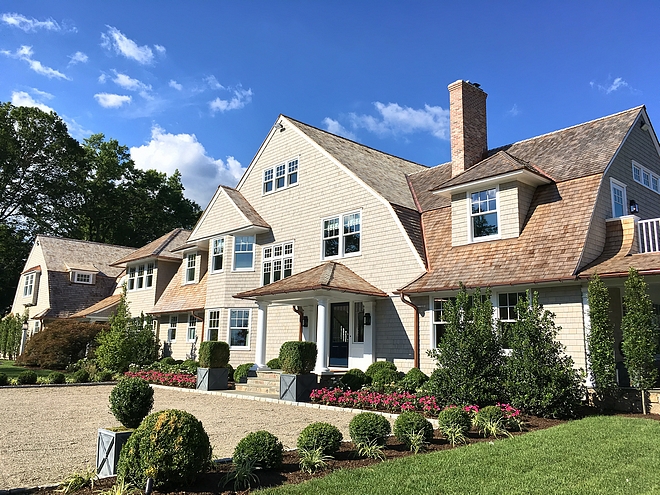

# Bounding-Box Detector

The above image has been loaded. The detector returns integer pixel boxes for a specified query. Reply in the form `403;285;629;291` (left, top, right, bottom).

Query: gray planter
280;373;317;402
196;367;229;391
96;428;132;478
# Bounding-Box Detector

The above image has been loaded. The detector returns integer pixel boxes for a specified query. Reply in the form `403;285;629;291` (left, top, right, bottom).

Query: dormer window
185;253;197;283
610;179;627;218
211;238;224;272
23;273;35;297
632;161;660;194
263;158;299;195
71;271;96;285
127;262;154;290
470;188;499;240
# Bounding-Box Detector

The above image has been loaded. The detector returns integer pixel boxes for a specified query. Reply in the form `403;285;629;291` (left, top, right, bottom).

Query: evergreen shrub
279;341;317;374
393;411;433;447
587;274;617;402
94;370;114;382
198;341;230;368
233;363;254;383
109;377;154;428
233;430;283;469
398;367;429;392
0;372;8;386
17;370;38;385
47;371;66;384
340;368;371;390
365;361;397;380
72;369;90;383
297;422;343;455
349;412;391;446
266;357;281;369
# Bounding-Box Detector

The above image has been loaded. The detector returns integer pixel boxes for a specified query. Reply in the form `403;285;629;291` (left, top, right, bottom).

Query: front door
329;302;349;367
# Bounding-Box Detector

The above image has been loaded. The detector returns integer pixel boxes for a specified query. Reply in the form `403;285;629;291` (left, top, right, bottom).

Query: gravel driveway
0;384;375;490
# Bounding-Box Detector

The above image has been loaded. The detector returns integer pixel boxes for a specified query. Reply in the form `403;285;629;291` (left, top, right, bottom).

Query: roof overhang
176;225;271;252
234;287;388;304
432;169;552;198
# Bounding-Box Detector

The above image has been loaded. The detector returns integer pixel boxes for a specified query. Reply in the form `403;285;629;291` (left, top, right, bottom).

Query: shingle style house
20;80;660;384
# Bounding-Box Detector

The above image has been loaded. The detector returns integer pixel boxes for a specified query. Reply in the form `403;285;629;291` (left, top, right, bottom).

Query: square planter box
96;428;132;478
280;373;317;402
197;367;229;391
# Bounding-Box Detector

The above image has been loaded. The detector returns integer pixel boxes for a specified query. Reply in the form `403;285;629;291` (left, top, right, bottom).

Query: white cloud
94;93;132;108
323;117;357;140
205;75;224;90
30;87;53;99
11;91;54;113
154;44;166;54
101;26;155;65
590;77;634;95
64;118;93;140
348;102;450;139
506;104;520;117
169;80;182;91
130;125;245;205
68;51;88;66
111;71;152;99
1;13;60;31
98;73;107;83
1;45;69;79
209;86;253;113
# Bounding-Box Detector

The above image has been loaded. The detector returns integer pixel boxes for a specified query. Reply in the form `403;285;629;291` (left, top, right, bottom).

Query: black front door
329;302;349;367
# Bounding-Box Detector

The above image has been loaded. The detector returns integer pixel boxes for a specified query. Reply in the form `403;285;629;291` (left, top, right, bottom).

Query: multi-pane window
187;314;197;341
146;263;154;287
632;161;660;195
275;164;286;189
75;272;92;284
208;310;220;341
263;158;299;194
498;292;527;348
288;159;298;186
433;298;450;347
127;263;154;290
322;211;361;259
470;188;498;239
186;253;196;282
137;264;145;289
610;179;626;218
233;236;254;270
263;169;273;194
128;266;136;290
23;273;35;297
212;238;224;272
262;242;293;285
229;309;250;348
168;316;177;342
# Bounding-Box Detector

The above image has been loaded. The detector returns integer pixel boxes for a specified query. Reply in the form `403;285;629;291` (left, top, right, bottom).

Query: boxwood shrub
437;406;472;438
398;367;429;392
117;409;212;489
365;361;397;380
233;430;283;468
72;369;90;383
340;368;371;390
279;341;317;374
297;422;343;455
233;363;254;383
349;412;391;446
47;371;66;384
0;373;8;386
17;370;38;385
198;341;230;368
266;357;281;369
110;377;154;428
393;411;434;447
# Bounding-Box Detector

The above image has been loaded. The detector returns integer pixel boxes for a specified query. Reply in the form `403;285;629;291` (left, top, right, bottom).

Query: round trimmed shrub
473;405;506;433
117;409;211;489
47;371;66;384
160;356;176;365
94;370;114;382
198;341;230;368
233;363;254;383
393;411;434;447
17;370;38;385
297;422;343;455
0;373;8;386
370;368;402;387
233;430;283;468
72;369;90;383
181;359;199;374
398;368;429;392
365;361;397;380
437;407;471;434
279;341;317;374
349;412;391;445
110;377;154;428
266;357;281;369
226;363;234;381
340;369;371;390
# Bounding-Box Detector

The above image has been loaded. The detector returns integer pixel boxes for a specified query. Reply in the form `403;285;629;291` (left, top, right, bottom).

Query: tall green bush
279;341;317;374
198;341;229;368
587;274;617;404
109;377;154;428
0;314;24;359
425;285;503;406
621;267;659;414
503;292;584;418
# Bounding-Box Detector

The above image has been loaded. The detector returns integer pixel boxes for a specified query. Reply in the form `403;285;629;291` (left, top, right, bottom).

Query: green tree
621;267;659;414
503;292;584;418
0;313;25;359
425;285;504;406
587;274;617;405
0;224;31;313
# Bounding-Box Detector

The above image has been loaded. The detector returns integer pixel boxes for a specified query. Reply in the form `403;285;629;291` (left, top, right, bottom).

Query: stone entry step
234;369;281;396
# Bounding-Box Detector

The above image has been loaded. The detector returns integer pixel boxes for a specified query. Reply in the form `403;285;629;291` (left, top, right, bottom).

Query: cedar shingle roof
38;236;133;276
44;271;121;319
235;262;388;299
70;294;121;318
111;228;191;266
150;266;207;314
222;186;270;229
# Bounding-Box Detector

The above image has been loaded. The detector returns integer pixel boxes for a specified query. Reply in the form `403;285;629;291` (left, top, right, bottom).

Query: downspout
293;306;304;341
399;293;420;369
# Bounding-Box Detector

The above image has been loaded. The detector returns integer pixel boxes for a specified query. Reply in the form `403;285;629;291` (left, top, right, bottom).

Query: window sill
229;346;251;351
469;235;501;244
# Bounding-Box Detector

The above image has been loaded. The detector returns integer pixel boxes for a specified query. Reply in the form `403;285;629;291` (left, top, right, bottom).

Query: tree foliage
587;274;617;402
0;313;25;359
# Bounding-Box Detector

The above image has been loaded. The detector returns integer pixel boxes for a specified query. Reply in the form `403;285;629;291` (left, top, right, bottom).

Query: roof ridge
152;228;185;256
37;235;134;250
319;262;335;286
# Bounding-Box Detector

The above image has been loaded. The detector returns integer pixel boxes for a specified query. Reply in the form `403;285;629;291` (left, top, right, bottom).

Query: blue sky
1;1;658;207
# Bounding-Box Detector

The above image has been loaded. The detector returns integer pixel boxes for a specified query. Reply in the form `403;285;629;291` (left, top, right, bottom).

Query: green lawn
0;359;65;379
259;416;660;495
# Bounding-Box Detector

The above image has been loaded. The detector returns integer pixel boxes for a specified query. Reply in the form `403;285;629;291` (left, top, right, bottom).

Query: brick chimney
448;80;488;177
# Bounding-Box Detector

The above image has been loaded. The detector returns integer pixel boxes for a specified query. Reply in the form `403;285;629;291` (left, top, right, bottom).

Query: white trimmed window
263;158;299;195
498;292;526;349
432;298;452;348
211;238;224;272
168;316;177;342
137;264;145;289
208;310;220;341
146;263;154;287
185;253;197;283
127;263;154;290
288;159;298;186
263;168;273;194
74;272;93;284
470;188;499;240
233;236;255;271
322;211;361;259
23;273;35;297
610;178;627;218
229;309;250;348
632;161;660;194
262;242;293;285
128;266;136;290
187;314;197;341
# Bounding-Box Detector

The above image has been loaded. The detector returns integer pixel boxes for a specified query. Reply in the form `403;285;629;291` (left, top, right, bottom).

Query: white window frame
185;252;197;283
468;187;500;243
126;263;153;290
207;309;221;341
610;178;627;218
73;272;94;284
167;315;177;342
321;210;362;260
233;236;255;271
228;308;251;349
23;272;35;297
262;157;300;196
431;297;455;348
262;241;294;285
497;291;528;350
287;159;298;186
211;238;225;273
187;314;197;342
128;266;136;290
632;161;660;195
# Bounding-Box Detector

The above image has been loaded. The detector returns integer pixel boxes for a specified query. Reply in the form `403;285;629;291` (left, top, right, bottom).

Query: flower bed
124;370;196;388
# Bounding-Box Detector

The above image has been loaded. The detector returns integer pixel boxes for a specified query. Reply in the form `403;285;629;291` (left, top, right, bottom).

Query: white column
314;297;329;373
253;302;270;370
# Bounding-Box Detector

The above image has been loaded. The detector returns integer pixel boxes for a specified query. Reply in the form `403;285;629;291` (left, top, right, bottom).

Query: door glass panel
353;302;365;343
329;302;349;367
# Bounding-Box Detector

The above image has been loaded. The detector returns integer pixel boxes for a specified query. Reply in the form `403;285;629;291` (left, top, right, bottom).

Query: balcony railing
638;218;660;253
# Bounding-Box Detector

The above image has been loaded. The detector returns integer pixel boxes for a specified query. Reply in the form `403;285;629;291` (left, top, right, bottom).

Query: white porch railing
638;218;660;253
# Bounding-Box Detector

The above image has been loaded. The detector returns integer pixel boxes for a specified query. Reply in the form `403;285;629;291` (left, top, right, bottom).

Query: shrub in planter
109;377;154;428
349;412;391;446
117;409;212;489
17;370;38;385
0;373;8;386
72;369;90;383
393;411;434;448
226;363;234;382
437;406;471;446
266;357;281;369
279;341;317;374
48;371;66;384
233;430;283;469
297;422;343;456
198;341;230;368
233;363;254;383
398;368;429;392
340;369;371;390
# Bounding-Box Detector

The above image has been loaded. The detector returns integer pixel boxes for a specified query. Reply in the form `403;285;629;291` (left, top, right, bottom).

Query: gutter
399;293;420;369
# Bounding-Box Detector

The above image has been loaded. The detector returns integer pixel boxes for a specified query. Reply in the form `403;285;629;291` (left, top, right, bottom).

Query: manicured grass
0;359;65;379
259;416;660;495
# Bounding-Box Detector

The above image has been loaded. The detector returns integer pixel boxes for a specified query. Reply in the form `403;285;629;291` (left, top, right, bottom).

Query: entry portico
235;262;388;374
